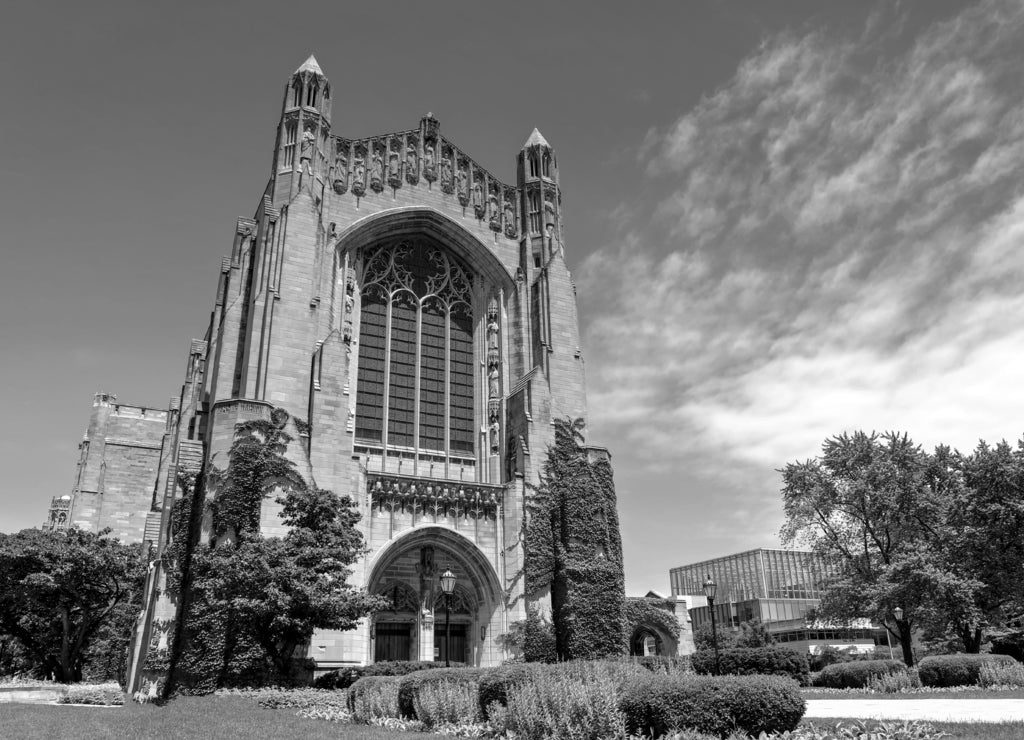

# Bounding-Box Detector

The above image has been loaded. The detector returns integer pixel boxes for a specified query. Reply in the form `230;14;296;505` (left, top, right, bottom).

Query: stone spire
523;127;550;149
294;54;324;77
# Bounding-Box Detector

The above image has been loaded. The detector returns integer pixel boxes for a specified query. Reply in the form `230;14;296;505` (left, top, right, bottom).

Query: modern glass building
671;548;886;654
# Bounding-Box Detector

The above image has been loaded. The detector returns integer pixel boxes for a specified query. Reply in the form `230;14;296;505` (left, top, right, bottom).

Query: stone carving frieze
368;473;502;520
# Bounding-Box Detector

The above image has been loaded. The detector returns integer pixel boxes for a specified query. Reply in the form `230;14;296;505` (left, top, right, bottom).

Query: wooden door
375;622;411;662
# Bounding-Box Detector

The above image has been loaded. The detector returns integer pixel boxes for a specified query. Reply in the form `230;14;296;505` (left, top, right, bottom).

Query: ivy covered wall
524;418;626;660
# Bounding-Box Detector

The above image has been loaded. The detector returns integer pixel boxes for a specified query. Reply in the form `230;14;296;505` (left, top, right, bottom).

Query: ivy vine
523;418;626;661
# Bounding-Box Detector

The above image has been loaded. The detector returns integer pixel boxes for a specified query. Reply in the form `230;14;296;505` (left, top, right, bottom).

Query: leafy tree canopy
0;528;144;682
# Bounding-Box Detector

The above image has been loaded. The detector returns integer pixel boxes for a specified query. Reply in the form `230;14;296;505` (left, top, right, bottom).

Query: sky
2;0;1021;596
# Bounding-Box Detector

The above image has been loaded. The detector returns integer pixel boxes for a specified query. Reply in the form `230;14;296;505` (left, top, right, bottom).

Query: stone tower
124;56;606;692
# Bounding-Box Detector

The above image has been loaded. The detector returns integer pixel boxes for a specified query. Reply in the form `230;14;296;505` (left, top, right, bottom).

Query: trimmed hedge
692;646;809;684
812;659;906;689
314;660;444;689
397;667;482;719
619;674;805;738
917;654;1018;688
477;663;546;718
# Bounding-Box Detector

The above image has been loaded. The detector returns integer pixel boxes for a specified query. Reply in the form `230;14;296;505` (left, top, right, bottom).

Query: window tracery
355;239;476;457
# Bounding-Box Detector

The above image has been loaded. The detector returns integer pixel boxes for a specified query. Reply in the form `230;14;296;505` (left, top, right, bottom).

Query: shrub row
917;654;1017;688
313;660;444;690
812;659;907;689
692;646;810;685
620;674;805;738
343;659;803;738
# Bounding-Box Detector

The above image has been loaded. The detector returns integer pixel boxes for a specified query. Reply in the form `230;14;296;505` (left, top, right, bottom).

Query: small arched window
292;81;302;107
528;153;538;178
542;153;551;177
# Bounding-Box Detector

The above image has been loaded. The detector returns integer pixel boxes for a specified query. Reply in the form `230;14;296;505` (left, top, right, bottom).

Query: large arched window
355;239;476;463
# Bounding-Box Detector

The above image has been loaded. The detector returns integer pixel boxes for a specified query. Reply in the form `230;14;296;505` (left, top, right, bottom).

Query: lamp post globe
440;569;456;667
702;574;721;675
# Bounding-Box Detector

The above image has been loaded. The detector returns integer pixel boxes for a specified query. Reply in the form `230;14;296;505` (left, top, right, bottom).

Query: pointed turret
523;127;550;149
517;126;561;271
271;55;333;203
294;54;323;76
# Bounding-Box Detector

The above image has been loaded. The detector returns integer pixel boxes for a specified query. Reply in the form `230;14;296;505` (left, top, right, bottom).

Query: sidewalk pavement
806;698;1024;723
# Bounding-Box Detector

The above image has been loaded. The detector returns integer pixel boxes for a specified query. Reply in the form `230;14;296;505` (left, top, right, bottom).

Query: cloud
581;0;1024;534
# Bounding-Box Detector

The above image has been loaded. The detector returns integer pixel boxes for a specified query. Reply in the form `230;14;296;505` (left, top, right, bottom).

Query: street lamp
439;568;456;667
703;574;721;675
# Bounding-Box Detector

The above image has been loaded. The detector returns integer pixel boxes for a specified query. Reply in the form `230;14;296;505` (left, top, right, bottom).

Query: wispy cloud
581;1;1024;539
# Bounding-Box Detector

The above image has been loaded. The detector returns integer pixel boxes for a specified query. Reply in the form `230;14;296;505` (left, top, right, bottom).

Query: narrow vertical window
355;287;387;443
528;192;541;233
292;82;302;107
283;123;297;167
528;153;538;178
542;153;551;177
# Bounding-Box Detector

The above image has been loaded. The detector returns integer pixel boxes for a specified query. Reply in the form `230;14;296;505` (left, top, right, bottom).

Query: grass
809;718;1024;740
0;695;448;740
802;687;1024;700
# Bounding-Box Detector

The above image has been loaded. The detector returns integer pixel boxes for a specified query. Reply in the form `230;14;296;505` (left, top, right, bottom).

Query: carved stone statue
332;155;348;194
370;150;384;191
352;153;366;195
423;144;436;182
488;193;500;229
472;182;485;218
488;366;500;398
457;166;468;205
441;156;453;192
300;130;315;164
504;199;516;237
388;150;401;187
489;421;500;455
406;143;418;184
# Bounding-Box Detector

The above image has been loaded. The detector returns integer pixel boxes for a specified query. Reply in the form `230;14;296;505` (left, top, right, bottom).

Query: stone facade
51;56;606;690
45;392;170;544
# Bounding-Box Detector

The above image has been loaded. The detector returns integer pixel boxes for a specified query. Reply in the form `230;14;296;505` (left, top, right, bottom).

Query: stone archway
629;624;671;657
365;525;504;666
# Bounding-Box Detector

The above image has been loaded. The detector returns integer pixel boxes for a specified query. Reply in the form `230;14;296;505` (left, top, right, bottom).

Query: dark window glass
355;289;387;442
387;291;417;447
449;305;474;453
419;298;446;450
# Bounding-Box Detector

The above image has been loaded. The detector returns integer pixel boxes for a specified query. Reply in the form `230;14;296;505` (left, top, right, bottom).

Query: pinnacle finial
524;127;550;148
294;54;324;76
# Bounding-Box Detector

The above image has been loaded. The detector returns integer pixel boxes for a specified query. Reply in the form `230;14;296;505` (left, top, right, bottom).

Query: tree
692;619;772;651
0;528;144;682
942;439;1024;650
780;431;967;665
172;410;387;692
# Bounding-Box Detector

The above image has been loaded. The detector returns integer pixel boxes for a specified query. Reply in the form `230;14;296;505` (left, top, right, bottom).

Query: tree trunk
959;624;982;653
898;620;914;666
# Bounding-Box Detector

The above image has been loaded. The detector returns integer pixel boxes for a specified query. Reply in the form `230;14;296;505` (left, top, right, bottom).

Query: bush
619;673;805;739
917;653;1018;688
58;682;124;706
348;675;401;722
413;678;480;728
477;662;547;719
396;667;482;719
692;646;809;684
979;658;1024;688
314;660;444;690
313;666;364;689
499;661;629;740
813;659;907;689
633;655;692;675
867;667;921;693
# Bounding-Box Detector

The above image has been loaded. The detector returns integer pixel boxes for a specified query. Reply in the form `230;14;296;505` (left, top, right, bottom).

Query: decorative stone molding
367;473;503;519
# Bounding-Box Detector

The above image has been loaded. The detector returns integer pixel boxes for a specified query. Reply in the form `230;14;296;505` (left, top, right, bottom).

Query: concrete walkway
806;698;1024;723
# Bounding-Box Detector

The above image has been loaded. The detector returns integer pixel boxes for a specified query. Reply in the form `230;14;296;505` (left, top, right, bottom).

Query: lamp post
893;606;907;666
440;568;456;668
703;574;721;675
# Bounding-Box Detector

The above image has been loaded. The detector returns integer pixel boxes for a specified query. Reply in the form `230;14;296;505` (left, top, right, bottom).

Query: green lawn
802;687;1024;700
808;718;1024;740
0;696;448;740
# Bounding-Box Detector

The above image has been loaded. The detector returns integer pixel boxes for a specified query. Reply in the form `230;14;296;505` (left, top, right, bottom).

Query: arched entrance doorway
365;525;503;666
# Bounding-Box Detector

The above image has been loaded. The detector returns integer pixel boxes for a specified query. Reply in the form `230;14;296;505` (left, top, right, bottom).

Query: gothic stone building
50;56;609;685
